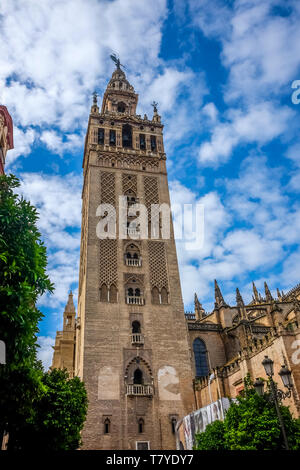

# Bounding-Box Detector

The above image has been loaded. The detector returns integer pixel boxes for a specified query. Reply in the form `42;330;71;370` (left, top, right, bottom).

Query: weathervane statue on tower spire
110;53;125;70
151;101;158;113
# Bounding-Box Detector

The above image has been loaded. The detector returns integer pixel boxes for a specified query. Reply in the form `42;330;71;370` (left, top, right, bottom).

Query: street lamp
262;355;274;377
253;378;264;397
279;365;293;390
258;355;294;450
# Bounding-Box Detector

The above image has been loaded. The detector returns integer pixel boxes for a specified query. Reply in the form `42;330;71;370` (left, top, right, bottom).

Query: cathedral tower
75;61;195;450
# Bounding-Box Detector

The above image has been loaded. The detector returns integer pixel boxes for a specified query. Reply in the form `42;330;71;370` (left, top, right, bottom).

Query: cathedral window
150;135;156;151
98;128;104;145
139;134;146;150
193;338;209;378
138;418;144;434
117;102;126;113
104;418;110;434
122;124;132;148
109;130;116;146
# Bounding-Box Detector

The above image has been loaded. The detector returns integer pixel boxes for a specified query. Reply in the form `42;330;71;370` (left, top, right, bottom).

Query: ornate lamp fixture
254;355;294;450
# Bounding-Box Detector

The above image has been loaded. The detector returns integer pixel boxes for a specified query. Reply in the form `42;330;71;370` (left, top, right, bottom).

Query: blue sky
1;0;300;368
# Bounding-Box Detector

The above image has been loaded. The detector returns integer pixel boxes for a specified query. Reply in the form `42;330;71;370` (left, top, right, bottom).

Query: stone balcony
125;258;142;267
126;296;144;305
131;333;144;345
127;227;140;237
126;384;153;397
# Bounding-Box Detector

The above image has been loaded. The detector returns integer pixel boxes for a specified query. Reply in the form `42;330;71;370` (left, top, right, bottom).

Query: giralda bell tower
75;59;195;450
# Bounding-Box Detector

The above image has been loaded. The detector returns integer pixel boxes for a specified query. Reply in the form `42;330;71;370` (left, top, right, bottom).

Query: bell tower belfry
75;60;194;450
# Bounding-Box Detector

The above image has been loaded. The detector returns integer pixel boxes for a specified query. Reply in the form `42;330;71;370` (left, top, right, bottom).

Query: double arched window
193;338;209;377
100;283;117;303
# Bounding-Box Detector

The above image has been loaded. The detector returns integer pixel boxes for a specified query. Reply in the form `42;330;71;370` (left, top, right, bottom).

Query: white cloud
37;335;55;371
198;102;294;166
40;130;83;156
19;172;82;308
187;0;300;104
223;0;300;104
140;68;193;113
170;149;300;308
6;126;35;166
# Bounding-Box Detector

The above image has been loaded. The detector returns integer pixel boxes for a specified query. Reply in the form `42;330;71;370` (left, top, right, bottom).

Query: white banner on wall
182;397;232;450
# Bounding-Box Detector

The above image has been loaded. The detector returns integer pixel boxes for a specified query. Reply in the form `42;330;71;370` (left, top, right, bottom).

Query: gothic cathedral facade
74;64;195;450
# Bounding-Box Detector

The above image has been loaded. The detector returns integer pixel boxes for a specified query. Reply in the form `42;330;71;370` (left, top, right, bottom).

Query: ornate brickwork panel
98;153;159;172
100;171;115;205
124;273;144;286
148;241;169;290
144;176;159;224
122;173;137;196
99;239;118;287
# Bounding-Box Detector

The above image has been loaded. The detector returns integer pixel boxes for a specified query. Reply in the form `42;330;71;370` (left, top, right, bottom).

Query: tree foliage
0;174;54;443
195;376;300;451
194;420;226;450
13;369;88;451
0;175;87;450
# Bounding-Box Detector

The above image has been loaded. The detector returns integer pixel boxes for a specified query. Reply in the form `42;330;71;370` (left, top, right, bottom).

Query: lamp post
254;356;294;450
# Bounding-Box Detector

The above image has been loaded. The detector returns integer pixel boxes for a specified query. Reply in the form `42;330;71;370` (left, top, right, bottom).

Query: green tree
16;369;88;451
194;376;300;451
194;420;226;450
223;381;300;450
0;174;53;444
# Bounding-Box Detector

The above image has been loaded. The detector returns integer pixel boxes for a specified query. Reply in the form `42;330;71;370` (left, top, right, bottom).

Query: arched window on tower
135;287;141;297
98;128;104;144
100;283;108;302
110;284;118;303
132;321;141;334
109;129;116;146
122;124;132;148
171;417;177;434
139;134;146;150
151;287;160;304
104;418;110;434
117;102;126;113
161;287;168;304
127;287;134;297
124;243;141;266
138;418;144;434
193;338;209;378
133;368;143;384
150;135;157;151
